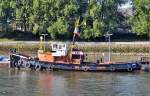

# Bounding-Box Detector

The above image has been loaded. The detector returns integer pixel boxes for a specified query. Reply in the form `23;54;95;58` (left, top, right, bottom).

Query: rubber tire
17;59;22;66
47;65;52;71
127;67;133;72
35;64;41;71
84;68;88;72
110;66;116;72
25;62;31;68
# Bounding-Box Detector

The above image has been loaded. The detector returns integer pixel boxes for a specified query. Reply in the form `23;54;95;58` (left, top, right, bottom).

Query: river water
0;67;150;96
0;50;150;96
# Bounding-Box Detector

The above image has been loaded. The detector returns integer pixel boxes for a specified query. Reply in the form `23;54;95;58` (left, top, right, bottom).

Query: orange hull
38;52;68;63
38;52;54;62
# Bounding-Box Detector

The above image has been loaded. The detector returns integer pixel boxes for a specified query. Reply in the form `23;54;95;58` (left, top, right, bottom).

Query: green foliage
129;0;150;36
81;0;121;39
1;0;148;40
47;17;68;39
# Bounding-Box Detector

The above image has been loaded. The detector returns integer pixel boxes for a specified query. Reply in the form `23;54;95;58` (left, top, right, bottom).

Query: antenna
40;34;48;52
104;33;113;62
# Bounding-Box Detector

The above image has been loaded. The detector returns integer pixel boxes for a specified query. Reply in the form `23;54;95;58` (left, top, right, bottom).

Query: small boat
0;56;10;64
0;56;4;61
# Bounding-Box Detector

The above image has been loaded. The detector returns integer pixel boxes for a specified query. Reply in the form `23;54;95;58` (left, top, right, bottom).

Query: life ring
110;66;116;71
35;64;41;71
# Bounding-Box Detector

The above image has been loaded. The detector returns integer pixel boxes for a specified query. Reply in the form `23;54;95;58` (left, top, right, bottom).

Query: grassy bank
0;42;149;54
80;45;149;53
0;38;14;42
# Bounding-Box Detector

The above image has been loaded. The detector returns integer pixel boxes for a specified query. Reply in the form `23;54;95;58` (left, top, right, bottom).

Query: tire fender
22;60;27;67
35;62;41;71
47;64;54;70
83;66;89;72
127;67;133;71
127;65;133;72
25;61;31;68
17;59;22;66
110;66;116;71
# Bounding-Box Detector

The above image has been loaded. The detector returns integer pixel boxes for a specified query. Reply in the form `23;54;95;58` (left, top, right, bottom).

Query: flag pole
73;34;75;45
72;17;80;45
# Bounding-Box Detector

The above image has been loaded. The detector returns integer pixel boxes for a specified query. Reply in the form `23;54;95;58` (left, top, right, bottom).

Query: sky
119;0;133;9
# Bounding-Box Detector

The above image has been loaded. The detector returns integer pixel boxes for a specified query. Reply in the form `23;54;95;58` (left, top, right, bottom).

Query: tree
15;0;33;32
0;0;15;32
46;0;79;39
81;0;124;40
129;0;150;36
0;0;137;40
47;17;68;39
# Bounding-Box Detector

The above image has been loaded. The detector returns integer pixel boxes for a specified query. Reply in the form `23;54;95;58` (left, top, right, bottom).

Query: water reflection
0;68;150;96
38;72;53;96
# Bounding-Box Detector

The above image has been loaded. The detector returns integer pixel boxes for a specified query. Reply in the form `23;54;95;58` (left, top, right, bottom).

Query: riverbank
0;41;149;55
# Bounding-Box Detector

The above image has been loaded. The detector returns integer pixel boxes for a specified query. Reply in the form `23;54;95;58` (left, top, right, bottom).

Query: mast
40;34;48;52
105;33;112;62
73;17;80;45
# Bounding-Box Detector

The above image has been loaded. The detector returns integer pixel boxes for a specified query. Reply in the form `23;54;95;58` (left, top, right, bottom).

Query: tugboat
9;18;141;72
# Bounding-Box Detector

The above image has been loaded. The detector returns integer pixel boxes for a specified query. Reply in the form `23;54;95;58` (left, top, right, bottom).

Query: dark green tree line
128;0;150;36
0;0;148;40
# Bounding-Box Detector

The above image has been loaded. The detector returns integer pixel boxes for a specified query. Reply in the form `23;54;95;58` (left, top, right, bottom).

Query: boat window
53;44;57;49
72;55;80;59
63;44;65;48
59;45;62;49
52;43;67;51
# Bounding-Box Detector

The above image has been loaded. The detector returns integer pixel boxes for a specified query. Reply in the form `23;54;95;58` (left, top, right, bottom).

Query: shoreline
0;41;150;45
0;41;149;55
87;52;150;56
